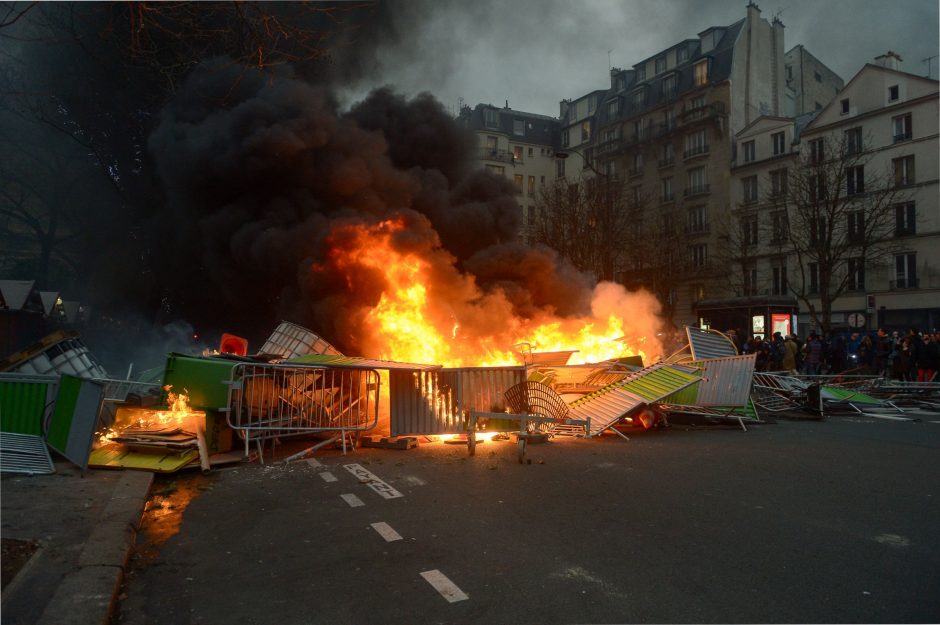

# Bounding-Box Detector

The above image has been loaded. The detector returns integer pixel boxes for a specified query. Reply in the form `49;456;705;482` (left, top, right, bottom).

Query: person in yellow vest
782;334;799;373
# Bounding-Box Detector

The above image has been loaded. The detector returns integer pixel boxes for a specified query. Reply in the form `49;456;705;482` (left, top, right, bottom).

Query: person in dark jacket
874;328;892;376
828;335;846;374
918;333;939;382
803;333;823;376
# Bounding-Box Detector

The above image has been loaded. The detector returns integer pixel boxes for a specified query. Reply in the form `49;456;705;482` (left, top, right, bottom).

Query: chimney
747;1;761;22
874;51;903;71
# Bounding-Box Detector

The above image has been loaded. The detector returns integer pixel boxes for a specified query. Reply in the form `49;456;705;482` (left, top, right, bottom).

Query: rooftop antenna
924;55;938;78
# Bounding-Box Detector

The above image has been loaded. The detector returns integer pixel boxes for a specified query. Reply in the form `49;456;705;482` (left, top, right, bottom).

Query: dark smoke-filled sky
343;0;939;117
1;0;936;364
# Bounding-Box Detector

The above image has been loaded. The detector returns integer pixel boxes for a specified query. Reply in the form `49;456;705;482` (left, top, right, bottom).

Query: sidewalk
1;462;153;625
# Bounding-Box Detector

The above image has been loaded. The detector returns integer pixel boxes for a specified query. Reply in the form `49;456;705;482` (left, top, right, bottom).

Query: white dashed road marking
420;570;469;603
371;522;403;542
305;458;322;468
343;464;404;499
320;472;338;483
340;493;365;508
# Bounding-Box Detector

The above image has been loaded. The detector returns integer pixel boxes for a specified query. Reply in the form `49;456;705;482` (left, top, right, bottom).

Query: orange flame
322;218;662;367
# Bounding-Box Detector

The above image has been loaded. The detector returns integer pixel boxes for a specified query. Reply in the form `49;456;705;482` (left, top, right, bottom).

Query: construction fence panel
226;363;380;450
389;367;526;436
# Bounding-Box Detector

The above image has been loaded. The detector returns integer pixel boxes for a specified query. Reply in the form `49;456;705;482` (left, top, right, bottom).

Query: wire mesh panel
389;367;526;436
259;321;342;359
226;364;379;450
504;381;570;433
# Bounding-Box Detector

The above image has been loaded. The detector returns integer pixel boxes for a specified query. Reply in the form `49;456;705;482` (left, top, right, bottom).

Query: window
661;142;675;166
814;71;822;82
694;59;709;86
809;138;825;164
607;99;620;117
588;96;597;113
604;160;618;178
630;153;644;176
485;135;498;155
636;65;646;82
743;267;758;296
771;131;786;155
526;205;535;226
847;210;865;241
662;74;677;99
770;168;788;197
528;147;534;157
771;211;788;242
677;45;689;63
893;156;915;187
581;121;592;142
685;130;707;157
556;159;565;178
512;145;523;162
840;98;850;114
847;166;865;195
687;205;707;233
888;85;899;101
845;127;863;155
663;109;675;131
742;176;758;203
484;108;499;127
810;217;827;245
485;164;505;176
632;186;642;208
895;202;916;235
894;253;917;289
527;175;536;197
661;177;674;202
632;89;647;109
561;129;569;147
772;264;788;295
742;140;755;162
808;263;819;294
847;257;865;291
690;95;706;113
655;57;666;74
743;215;759;246
513;174;524;194
892;113;912;142
687;166;708;195
690;244;707;270
513;119;525;136
691;284;705;302
811;174;827;203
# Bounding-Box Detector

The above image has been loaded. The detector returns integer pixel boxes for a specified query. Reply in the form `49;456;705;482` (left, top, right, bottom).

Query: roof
459;104;559;146
0;280;36;311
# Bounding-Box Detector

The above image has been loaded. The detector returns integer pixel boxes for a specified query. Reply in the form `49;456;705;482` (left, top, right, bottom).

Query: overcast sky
343;0;939;117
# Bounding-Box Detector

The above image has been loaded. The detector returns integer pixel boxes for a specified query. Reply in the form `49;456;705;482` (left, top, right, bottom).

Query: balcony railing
683;145;709;159
684;184;710;197
684;224;710;235
658;156;675;168
895;227;916;237
893;131;912;143
890;278;919;290
629;167;643;178
477;148;518;164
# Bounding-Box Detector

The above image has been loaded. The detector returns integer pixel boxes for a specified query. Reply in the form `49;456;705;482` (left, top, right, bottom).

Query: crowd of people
728;327;940;380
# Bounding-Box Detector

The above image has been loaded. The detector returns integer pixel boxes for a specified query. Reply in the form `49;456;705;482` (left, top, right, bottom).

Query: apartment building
725;57;939;335
784;45;845;116
559;2;812;327
457;103;558;243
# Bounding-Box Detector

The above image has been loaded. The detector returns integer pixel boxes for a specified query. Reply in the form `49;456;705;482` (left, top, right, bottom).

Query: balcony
658;156;675;168
684;184;710;197
893;131;912;143
477;148;518;164
683;145;709;160
890;278;919;290
895;227;916;237
684;224;710;235
629;167;643;178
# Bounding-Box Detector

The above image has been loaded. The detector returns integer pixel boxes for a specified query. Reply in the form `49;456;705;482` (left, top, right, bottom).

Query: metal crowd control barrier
389;366;526;437
225;363;380;462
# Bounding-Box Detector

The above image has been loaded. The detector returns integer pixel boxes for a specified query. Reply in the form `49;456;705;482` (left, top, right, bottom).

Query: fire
321;217;661;367
95;385;202;447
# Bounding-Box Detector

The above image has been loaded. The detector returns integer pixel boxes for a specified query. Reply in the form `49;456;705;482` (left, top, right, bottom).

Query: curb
35;471;154;625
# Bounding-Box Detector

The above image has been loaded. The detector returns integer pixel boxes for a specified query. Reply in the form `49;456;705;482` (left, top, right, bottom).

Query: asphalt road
115;416;940;624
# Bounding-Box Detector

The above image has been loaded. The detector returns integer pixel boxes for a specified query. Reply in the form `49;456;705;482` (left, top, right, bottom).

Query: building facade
457;103;559;244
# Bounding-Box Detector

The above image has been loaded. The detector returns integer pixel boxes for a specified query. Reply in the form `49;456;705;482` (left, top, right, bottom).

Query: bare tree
767;132;909;334
532;174;634;282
